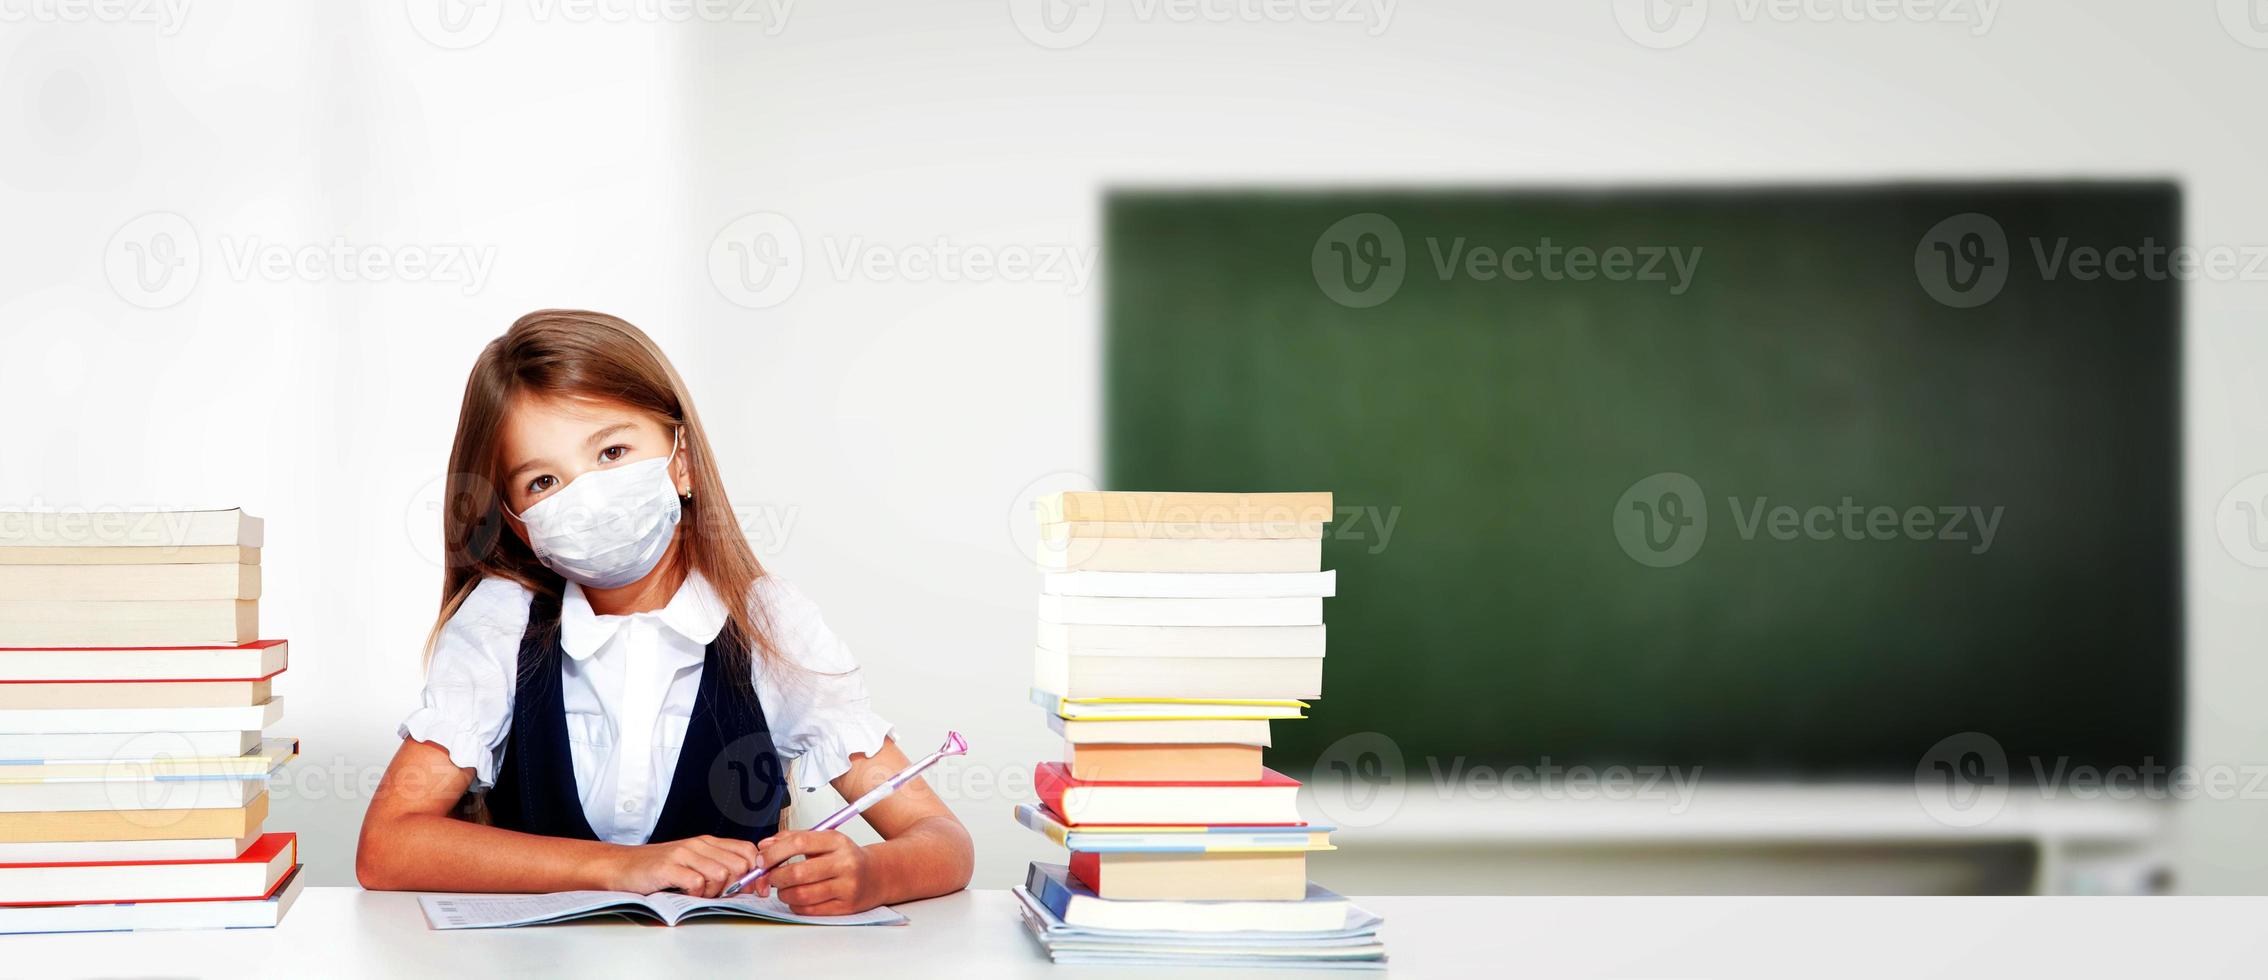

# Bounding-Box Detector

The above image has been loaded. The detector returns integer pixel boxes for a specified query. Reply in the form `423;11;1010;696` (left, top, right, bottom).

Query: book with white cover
0;730;260;761
1037;623;1324;658
0;776;268;813
0;545;257;566
0;697;282;735
1043;570;1335;599
1047;713;1272;746
1030;688;1305;721
1038;594;1322;627
0;640;286;683
1037;536;1321;573
0;508;262;548
0;599;258;647
0;833;258;863
0;864;302;935
1036;648;1321;700
0;563;261;602
418;890;907;929
0;738;296;782
1041;521;1324;541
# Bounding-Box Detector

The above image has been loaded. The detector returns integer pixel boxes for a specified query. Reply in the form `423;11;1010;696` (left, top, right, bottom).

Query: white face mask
508;431;684;590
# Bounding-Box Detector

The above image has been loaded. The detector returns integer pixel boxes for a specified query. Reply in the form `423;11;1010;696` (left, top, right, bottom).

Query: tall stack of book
1013;491;1385;969
0;509;301;934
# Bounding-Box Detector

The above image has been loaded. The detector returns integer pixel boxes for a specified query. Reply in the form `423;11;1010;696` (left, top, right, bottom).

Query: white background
2;0;2265;892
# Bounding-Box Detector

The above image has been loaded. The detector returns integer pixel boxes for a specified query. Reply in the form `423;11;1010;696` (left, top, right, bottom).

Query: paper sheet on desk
419;890;906;929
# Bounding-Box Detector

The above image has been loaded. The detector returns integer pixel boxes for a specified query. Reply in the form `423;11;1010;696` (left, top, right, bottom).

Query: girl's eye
599;445;630;463
525;475;557;496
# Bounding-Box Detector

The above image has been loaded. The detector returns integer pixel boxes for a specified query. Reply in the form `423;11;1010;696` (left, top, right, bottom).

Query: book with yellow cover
1036;492;1332;527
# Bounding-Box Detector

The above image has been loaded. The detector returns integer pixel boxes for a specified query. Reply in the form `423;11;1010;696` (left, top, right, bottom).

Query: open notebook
419;890;906;929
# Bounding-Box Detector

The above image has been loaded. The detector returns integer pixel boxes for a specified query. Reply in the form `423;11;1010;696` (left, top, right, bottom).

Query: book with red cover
1035;763;1302;826
0;639;288;682
0;832;295;906
1067;849;1309;901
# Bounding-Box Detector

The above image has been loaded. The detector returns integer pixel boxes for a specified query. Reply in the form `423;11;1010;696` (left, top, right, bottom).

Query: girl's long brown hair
427;310;781;677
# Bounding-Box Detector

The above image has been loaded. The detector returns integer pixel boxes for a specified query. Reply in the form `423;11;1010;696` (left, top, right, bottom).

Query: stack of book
0;509;301;934
1013;490;1384;969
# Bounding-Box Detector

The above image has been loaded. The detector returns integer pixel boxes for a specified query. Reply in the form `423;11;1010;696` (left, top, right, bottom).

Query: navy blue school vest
486;591;787;843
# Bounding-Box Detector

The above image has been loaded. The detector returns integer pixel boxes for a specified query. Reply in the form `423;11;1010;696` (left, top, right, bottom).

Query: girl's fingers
680;855;732;897
777;879;846;908
686;838;755;876
661;864;706;895
708;836;761;868
762;851;842;890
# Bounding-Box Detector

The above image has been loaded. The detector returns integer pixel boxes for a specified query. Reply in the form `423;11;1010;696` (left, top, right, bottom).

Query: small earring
681;486;694;500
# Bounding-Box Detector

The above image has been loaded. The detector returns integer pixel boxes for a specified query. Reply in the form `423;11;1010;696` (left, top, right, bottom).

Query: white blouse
399;573;893;845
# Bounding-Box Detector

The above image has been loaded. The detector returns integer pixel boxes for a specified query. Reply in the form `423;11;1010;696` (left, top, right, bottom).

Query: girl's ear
670;435;695;498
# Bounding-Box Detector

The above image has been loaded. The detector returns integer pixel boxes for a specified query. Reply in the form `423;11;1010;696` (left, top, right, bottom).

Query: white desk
10;888;2265;978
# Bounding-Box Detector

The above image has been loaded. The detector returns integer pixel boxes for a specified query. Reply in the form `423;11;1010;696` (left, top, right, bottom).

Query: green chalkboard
1104;185;2181;780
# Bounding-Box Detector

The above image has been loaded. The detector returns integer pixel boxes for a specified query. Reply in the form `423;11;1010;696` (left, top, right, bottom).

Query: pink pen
720;731;969;898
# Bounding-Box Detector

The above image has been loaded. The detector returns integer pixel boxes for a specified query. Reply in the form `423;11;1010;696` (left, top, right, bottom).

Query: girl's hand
752;830;875;914
600;835;758;897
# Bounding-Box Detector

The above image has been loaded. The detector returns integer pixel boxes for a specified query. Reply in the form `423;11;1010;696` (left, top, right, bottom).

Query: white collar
560;571;729;661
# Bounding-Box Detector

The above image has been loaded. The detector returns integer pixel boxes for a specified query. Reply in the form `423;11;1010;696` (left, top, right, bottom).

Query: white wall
3;0;2265;892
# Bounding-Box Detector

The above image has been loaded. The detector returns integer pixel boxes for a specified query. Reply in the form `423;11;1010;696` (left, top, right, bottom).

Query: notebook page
419;891;652;929
679;892;907;926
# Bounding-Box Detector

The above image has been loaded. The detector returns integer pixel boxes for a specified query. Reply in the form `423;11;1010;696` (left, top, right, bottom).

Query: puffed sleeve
751;576;896;793
397;577;530;790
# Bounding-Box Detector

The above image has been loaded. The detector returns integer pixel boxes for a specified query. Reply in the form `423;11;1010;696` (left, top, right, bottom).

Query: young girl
356;310;972;913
